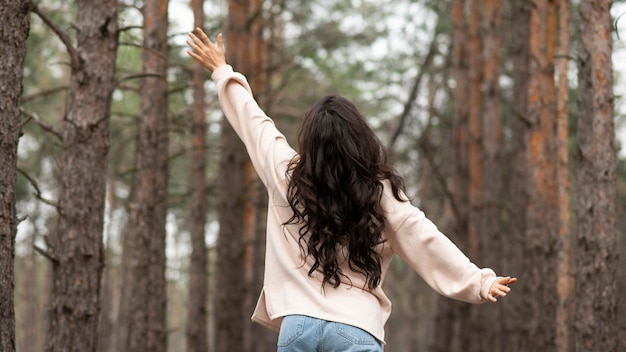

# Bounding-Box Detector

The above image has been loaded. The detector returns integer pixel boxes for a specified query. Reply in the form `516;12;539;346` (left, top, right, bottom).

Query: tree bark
0;1;31;351
44;1;118;351
477;0;504;350
124;1;170;351
427;1;468;351
519;0;559;350
504;0;530;349
215;1;251;351
555;1;573;351
574;1;617;351
186;1;209;352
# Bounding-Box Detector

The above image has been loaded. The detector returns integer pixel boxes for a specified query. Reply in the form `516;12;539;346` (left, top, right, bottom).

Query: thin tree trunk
555;1;573;351
215;1;251;351
124;1;170;351
244;2;275;351
44;2;118;351
427;1;467;350
22;207;44;352
504;0;530;349
520;0;559;350
185;2;209;352
467;0;482;260
465;0;482;345
574;1;617;351
0;3;31;351
476;0;504;350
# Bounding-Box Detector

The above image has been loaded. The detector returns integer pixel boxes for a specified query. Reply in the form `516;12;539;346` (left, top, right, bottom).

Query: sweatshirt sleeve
383;189;498;303
211;65;296;188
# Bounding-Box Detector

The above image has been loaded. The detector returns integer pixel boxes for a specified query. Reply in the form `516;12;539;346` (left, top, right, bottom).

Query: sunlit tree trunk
186;1;209;352
555;0;573;351
519;0;559;350
215;1;251;351
44;1;118;351
0;2;31;351
124;1;169;351
574;1;617;351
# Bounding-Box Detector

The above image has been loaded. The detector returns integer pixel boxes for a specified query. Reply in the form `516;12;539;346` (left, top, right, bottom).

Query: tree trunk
574;1;617;351
467;0;481;261
520;0;559;350
44;2;118;351
186;1;209;352
555;1;573;351
243;2;275;351
0;2;31;351
465;1;482;347
21;212;45;352
124;1;170;351
215;1;251;351
504;0;530;349
477;0;504;350
427;1;468;351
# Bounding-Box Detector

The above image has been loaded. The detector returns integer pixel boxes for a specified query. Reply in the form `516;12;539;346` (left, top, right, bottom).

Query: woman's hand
488;276;517;302
186;27;226;72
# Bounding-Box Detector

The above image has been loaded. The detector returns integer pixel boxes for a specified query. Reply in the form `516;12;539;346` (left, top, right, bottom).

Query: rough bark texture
555;0;573;351
186;0;209;351
44;2;118;352
215;1;251;351
0;1;31;351
124;1;170;351
574;1;617;351
519;0;559;350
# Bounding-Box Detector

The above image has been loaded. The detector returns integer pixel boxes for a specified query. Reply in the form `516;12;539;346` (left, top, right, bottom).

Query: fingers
488;276;517;302
196;27;212;45
216;33;223;51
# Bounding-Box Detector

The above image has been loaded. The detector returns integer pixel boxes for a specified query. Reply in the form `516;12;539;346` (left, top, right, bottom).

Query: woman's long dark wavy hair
285;95;405;290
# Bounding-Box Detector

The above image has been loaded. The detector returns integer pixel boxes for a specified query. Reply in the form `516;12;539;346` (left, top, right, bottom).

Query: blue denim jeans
277;315;384;352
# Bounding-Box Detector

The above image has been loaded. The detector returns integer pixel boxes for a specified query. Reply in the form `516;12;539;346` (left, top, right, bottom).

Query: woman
187;28;516;352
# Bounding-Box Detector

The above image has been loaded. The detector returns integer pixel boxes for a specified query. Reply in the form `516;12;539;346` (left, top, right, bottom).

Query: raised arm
186;28;296;189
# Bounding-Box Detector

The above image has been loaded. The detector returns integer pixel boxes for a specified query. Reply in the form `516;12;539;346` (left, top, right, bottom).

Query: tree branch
33;244;59;264
388;35;439;153
31;3;80;68
20;107;63;140
116;72;165;86
17;168;61;210
21;85;68;103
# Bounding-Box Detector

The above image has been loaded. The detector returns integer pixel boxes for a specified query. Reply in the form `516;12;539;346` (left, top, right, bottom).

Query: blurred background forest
1;0;625;351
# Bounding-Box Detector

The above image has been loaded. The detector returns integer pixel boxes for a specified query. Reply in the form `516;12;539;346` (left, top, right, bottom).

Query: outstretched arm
186;28;226;72
487;276;517;302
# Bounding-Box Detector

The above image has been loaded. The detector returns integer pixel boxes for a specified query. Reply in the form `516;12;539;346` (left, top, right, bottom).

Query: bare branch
17;168;61;210
20;107;63;139
388;36;439;152
33;244;59;264
21;85;68;103
17;215;28;224
31;3;80;68
119;25;143;33
116;72;164;86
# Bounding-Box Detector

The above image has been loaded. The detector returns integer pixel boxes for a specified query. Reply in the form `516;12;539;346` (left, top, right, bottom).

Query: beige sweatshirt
212;64;498;343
